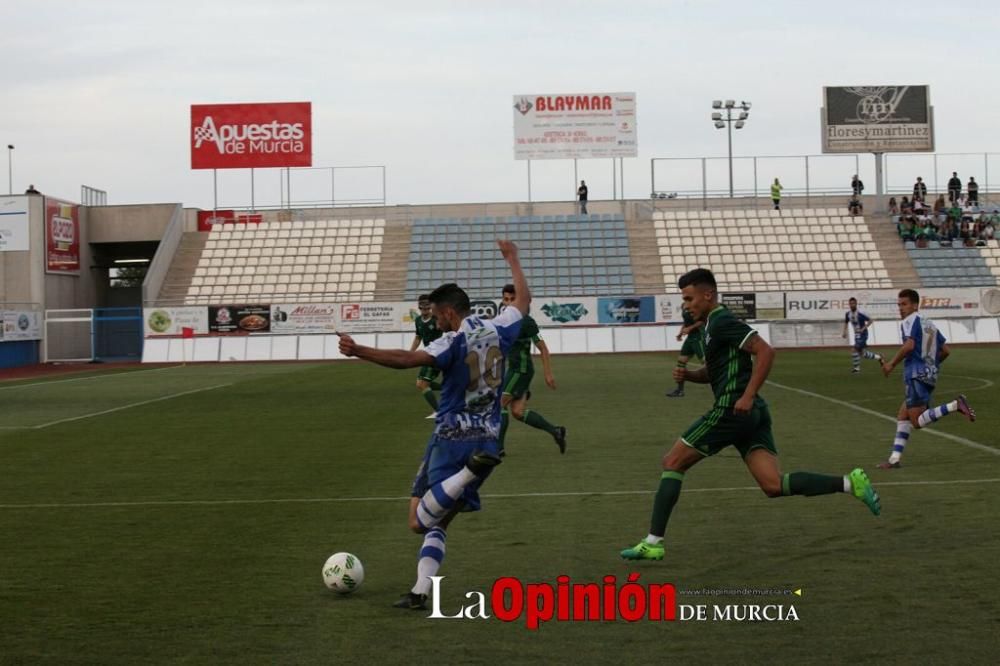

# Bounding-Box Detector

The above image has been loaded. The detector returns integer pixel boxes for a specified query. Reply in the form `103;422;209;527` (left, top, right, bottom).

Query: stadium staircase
157;232;207;302
864;214;921;287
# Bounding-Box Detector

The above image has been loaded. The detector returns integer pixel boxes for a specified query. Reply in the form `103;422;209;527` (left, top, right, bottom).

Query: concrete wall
87;204;177;243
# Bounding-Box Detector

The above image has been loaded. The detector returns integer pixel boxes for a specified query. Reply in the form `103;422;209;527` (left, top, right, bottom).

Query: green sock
429;381;442;391
522;409;558;435
781;472;843;497
499;409;510;449
650;471;685;537
422;388;438;411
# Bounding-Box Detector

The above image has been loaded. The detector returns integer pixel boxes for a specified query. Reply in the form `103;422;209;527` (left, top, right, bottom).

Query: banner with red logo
513;92;637;160
196;210;263;231
45;198;80;274
190;102;312;169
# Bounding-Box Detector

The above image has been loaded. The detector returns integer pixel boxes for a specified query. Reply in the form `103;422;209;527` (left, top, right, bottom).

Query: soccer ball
322;552;364;594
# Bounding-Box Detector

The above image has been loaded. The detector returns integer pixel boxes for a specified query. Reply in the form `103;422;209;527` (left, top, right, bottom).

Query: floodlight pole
726;110;734;199
6;144;12;195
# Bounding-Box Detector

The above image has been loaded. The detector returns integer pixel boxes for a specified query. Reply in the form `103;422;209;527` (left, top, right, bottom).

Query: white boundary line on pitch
1;477;998;510
0;383;231;430
766;380;999;456
0;365;180;391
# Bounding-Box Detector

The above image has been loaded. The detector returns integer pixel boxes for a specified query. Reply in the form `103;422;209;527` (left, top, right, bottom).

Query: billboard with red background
191;102;312;169
45;198;80;274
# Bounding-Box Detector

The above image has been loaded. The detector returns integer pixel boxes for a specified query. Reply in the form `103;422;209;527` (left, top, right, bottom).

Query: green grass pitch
0;347;998;663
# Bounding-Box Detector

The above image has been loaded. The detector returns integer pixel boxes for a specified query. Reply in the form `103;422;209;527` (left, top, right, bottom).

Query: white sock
644;534;663;545
412;528;447;596
843;476;852;493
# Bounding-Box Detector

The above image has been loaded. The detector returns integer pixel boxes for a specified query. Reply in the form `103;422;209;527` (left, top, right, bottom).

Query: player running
410;294;444;418
876;289;976;469
338;240;528;610
621;268;881;562
498;284;566;455
666;305;704;397
842;297;883;373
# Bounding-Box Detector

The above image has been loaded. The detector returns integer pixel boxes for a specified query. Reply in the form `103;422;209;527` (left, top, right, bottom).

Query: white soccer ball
322;552;364;594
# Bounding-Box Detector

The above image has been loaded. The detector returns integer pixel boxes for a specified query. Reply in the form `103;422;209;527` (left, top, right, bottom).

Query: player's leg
851;341;862;373
498;391;514;455
620;439;704;560
416;366;438;412
414;439;500;531
397;500;460;610
507;372;566;453
916;393;976;428
667;353;691;397
879;400;913;469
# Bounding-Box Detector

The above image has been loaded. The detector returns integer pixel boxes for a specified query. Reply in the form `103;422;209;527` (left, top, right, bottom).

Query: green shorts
417;365;441;383
680;335;704;359
502;367;534;399
681;402;777;459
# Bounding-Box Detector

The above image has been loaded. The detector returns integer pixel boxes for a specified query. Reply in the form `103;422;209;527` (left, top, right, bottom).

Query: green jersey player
498;284;567;455
621;268;881;562
410;295;444;417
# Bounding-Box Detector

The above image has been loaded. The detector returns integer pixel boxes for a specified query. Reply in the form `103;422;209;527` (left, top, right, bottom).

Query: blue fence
94;307;143;362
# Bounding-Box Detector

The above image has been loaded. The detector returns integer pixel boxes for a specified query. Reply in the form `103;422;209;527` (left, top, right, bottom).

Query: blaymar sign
190;102;312;169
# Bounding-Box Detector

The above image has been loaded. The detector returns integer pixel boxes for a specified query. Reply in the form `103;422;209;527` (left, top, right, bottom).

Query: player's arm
733;334;774;415
842;315;849;338
882;338;915;376
677;365;709;383
339;334;435;369
409;335;421;352
498;240;530;313
938;343;950;364
534;337;557;389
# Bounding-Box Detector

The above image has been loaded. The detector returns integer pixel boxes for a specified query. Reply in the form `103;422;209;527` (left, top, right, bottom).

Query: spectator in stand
948;201;963;225
912;177;927;203
913;198;926;216
900;196;912;214
933;194;947;218
771;178;783;210
851;175;864;196
898;216;915;242
24;184;40;195
577;180;588;215
888;197;899;215
967;177;979;207
981;217;995;242
938;217;956;244
848;194;864;216
948;172;962;203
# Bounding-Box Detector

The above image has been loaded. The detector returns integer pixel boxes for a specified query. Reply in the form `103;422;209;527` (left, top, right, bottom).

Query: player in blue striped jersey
877;289;976;469
842;297;883;373
338;240;529;609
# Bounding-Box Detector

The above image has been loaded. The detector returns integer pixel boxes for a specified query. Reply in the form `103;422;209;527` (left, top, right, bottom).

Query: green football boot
849;468;881;516
620;540;665;561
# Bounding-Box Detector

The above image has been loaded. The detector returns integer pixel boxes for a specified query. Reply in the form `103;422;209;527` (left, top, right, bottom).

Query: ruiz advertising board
822;85;933;153
191;102;312;169
45;198;80;274
513;92;637;160
785;288;983;321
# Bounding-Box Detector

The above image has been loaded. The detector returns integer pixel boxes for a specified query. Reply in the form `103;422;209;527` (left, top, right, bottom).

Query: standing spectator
24;184;40;195
848;194;864;216
851;175;864;196
770;178;783;210
577;180;588;215
912;177;927;202
967;177;979;207
948;172;962;203
888;197;899;215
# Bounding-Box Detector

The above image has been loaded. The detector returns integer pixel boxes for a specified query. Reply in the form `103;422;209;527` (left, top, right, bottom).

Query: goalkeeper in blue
338;240;529;610
877;289;976;469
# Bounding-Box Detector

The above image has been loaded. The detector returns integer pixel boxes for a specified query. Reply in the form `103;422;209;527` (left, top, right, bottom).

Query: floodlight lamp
6;144;12;150
714;121;725;129
712;100;723;109
735;120;745;129
741;101;752;110
738;111;748;120
711;112;722;121
724;99;736;108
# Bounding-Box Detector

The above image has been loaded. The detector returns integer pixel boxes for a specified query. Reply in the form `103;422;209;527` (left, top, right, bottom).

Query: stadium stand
652;208;893;291
183;219;384;304
404;214;635;299
907;241;1000;287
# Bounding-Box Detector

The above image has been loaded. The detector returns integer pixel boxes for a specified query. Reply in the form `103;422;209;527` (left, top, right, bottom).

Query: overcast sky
3;0;998;209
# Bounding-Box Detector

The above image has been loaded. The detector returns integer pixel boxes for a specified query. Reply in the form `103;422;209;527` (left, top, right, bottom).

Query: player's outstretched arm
675;366;709;383
734;335;774;414
409;335;421;352
498;239;530;314
339;334;435;369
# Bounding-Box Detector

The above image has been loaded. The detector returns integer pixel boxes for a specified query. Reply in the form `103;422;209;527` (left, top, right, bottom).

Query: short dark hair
501;283;516;296
898;289;920;304
678;268;717;291
429;283;470;314
417;294;431;305
849;297;857;303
